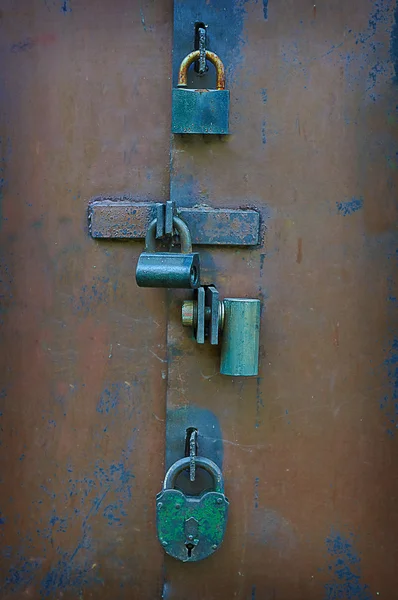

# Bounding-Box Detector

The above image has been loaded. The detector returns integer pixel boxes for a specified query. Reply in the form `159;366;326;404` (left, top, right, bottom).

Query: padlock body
156;488;229;562
136;252;200;288
172;88;230;134
220;299;260;376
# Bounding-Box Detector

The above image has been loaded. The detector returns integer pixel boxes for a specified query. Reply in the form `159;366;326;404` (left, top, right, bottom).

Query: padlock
172;50;229;134
156;456;229;562
135;216;200;288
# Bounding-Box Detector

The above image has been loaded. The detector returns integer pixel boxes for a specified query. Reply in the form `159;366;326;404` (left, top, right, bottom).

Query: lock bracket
88;199;260;246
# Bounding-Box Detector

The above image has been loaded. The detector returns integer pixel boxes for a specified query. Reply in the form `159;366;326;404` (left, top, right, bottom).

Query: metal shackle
163;456;224;494
145;216;193;254
177;50;226;91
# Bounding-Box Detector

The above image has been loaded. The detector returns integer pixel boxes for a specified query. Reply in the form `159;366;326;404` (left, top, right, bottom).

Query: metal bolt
216;497;223;504
212;544;217;550
175;503;181;510
182;299;225;331
188;535;194;541
157;502;163;509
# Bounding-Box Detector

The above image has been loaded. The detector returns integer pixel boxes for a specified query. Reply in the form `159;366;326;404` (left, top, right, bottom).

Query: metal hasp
172;50;229;134
88;200;260;246
156;456;229;562
136;216;200;289
182;286;261;377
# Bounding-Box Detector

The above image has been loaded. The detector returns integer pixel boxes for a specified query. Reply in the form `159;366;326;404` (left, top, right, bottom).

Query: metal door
0;1;397;599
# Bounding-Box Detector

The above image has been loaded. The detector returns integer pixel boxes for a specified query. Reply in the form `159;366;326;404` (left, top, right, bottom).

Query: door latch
182;286;261;377
135;215;261;376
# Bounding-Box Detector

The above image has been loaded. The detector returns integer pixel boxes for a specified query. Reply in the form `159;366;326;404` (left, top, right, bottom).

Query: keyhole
186;543;194;558
190;266;198;287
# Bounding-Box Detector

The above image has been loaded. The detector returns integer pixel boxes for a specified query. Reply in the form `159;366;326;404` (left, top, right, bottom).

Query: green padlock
156;456;229;562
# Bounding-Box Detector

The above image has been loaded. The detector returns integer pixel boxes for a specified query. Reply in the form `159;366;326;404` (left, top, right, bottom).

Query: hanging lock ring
145;216;193;253
177;50;226;91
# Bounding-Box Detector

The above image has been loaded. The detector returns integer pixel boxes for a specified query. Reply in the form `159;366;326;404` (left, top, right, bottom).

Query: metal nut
182;300;195;327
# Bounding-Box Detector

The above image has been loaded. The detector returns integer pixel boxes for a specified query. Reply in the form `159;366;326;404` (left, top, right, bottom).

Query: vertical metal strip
165;1;240;473
170;1;239;207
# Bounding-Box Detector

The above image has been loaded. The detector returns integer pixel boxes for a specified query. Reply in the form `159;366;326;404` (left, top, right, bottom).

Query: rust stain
296;237;303;264
313;4;317;19
177;50;226;90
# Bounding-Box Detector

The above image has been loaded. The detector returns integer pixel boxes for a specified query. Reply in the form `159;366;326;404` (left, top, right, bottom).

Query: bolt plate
88;199;260;246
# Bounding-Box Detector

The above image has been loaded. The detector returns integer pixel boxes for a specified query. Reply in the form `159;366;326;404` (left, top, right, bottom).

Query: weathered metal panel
0;0;397;599
164;0;398;598
0;1;172;598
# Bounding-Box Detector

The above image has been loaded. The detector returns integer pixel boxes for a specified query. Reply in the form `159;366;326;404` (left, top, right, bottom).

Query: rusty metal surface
0;1;172;598
0;0;398;598
164;0;398;598
177;50;226;90
89;199;260;245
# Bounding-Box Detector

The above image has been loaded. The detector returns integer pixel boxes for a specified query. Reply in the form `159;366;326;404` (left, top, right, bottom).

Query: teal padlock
172;50;230;135
156;456;229;562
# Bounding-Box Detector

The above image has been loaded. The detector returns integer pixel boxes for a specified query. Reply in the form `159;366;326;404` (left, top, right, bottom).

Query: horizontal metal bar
88;200;260;246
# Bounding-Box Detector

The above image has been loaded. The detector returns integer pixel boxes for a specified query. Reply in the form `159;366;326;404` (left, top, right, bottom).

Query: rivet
212;544;217;550
175;503;181;510
193;538;199;544
188;534;194;541
162;540;168;547
216;497;223;504
157;502;163;509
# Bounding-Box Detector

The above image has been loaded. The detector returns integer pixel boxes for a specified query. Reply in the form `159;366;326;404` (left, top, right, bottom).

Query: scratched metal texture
164;0;398;599
0;1;172;598
0;1;397;599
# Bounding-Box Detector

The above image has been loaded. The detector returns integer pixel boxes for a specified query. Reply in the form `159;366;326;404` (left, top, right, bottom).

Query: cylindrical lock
136;217;200;289
220;299;260;376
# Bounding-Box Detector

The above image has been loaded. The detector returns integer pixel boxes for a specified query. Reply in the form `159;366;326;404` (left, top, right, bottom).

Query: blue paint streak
380;274;398;436
37;449;136;595
262;0;268;20
73;276;113;314
336;197;364;216
96;382;137;417
10;38;35;53
60;0;71;13
391;3;398;82
324;529;372;599
254;477;260;509
261;120;267;144
261;88;268;103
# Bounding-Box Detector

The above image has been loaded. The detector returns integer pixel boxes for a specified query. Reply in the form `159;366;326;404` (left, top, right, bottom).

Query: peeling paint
336;197;364;216
324;529;372;599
